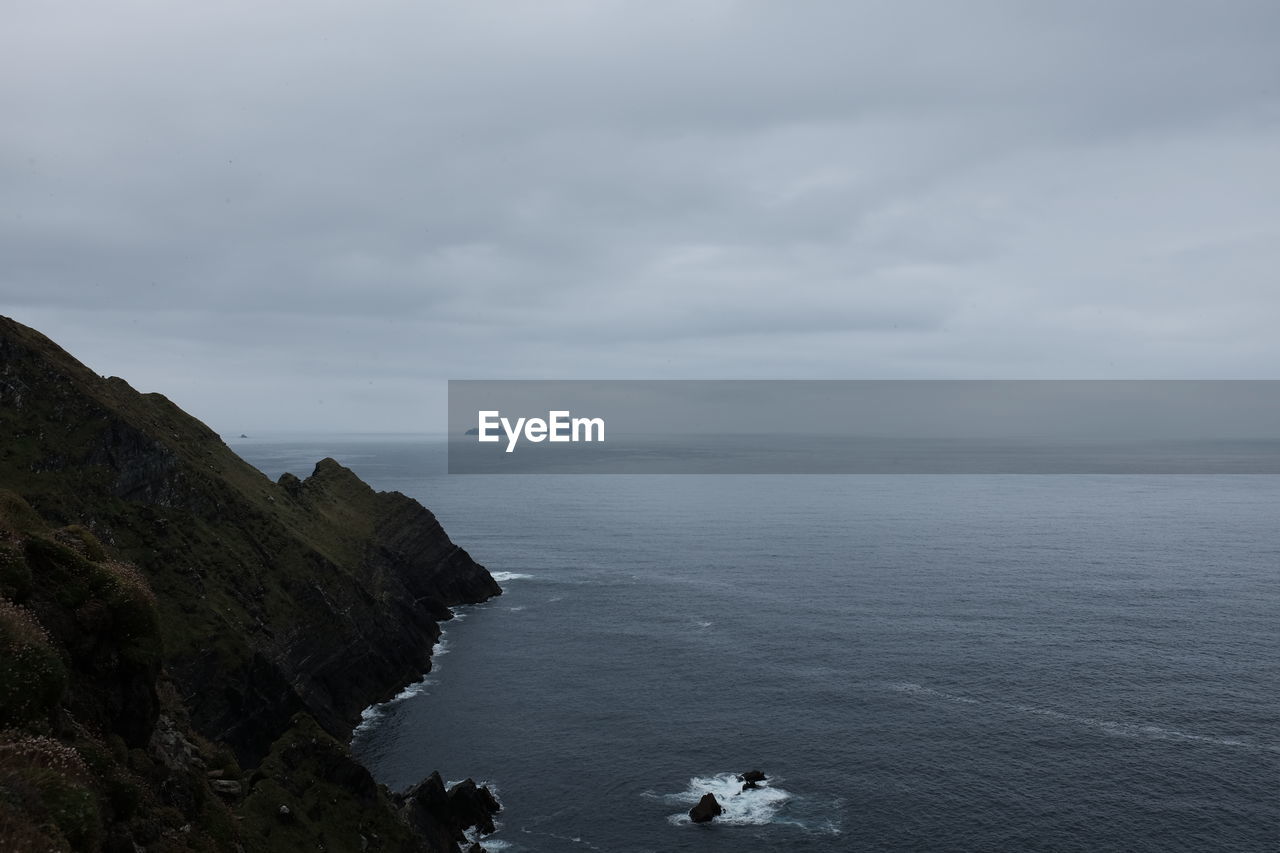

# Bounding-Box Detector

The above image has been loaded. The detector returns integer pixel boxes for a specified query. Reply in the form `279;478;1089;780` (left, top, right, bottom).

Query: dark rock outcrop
399;772;502;850
689;792;723;823
739;769;766;789
448;778;501;836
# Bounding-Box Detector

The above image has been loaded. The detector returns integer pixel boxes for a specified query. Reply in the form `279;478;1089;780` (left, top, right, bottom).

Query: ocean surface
234;435;1279;852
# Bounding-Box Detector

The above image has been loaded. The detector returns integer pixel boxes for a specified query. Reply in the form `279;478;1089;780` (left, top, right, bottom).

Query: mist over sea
237;435;1279;852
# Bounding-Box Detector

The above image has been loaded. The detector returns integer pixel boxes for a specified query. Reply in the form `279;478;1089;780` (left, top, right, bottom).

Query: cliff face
0;316;501;852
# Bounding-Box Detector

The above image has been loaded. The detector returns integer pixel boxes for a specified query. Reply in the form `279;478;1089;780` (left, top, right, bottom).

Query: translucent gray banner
447;380;1280;474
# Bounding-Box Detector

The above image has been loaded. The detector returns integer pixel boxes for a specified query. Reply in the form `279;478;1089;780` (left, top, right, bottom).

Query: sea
234;435;1279;852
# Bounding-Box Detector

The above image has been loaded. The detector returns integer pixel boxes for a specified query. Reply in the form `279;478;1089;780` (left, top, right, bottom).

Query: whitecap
491;571;535;582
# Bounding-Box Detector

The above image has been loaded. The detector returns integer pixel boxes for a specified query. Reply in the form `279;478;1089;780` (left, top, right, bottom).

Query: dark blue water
236;436;1280;852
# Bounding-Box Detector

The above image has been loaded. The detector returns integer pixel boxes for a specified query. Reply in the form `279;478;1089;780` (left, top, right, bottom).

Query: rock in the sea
738;769;767;789
448;777;501;836
689;793;723;823
400;771;502;849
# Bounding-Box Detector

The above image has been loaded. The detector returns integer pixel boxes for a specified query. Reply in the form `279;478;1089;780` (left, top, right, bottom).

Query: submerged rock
689;792;723;823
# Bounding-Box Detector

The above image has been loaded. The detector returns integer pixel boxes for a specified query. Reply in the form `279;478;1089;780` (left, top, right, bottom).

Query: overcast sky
3;1;1279;433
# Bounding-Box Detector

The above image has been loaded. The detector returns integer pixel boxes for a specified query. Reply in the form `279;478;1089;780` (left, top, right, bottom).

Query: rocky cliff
0;315;502;852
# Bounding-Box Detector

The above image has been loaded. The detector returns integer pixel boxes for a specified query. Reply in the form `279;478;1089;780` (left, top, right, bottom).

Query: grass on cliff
238;714;419;853
2;318;474;852
0;475;443;853
0;493;227;852
0;598;67;725
1;321;404;673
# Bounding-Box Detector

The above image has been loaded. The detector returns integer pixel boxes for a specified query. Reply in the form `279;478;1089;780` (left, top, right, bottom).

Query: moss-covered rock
0;491;44;537
0;599;67;725
54;526;108;563
0;735;99;851
0;542;32;602
239;714;420;853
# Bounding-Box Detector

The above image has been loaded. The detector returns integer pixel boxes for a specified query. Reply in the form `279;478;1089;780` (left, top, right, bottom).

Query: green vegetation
0;492;439;852
238;715;419;853
0;736;101;851
0;500;161;850
1;316;500;850
0;543;32;601
0;599;67;724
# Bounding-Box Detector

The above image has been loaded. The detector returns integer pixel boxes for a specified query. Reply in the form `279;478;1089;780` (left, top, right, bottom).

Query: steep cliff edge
0;315;501;852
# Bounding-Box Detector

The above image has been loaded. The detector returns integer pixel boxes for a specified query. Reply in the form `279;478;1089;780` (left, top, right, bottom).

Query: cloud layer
4;1;1279;430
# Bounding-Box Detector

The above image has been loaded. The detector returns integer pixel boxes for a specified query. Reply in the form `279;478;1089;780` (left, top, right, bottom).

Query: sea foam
491;571;535;582
352;631;452;736
663;773;792;827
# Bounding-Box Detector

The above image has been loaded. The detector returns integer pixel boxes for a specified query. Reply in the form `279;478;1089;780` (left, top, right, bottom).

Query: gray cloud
3;0;1279;431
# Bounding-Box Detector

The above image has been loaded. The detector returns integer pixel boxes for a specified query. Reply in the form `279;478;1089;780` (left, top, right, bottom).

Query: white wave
518;828;603;850
396;679;432;699
491;571;535;582
886;681;1280;753
885;682;979;705
663;773;792;827
462;826;509;850
351;634;450;736
461;825;508;850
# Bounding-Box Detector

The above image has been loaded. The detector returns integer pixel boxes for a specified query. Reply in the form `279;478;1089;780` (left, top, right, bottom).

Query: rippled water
238;437;1280;852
